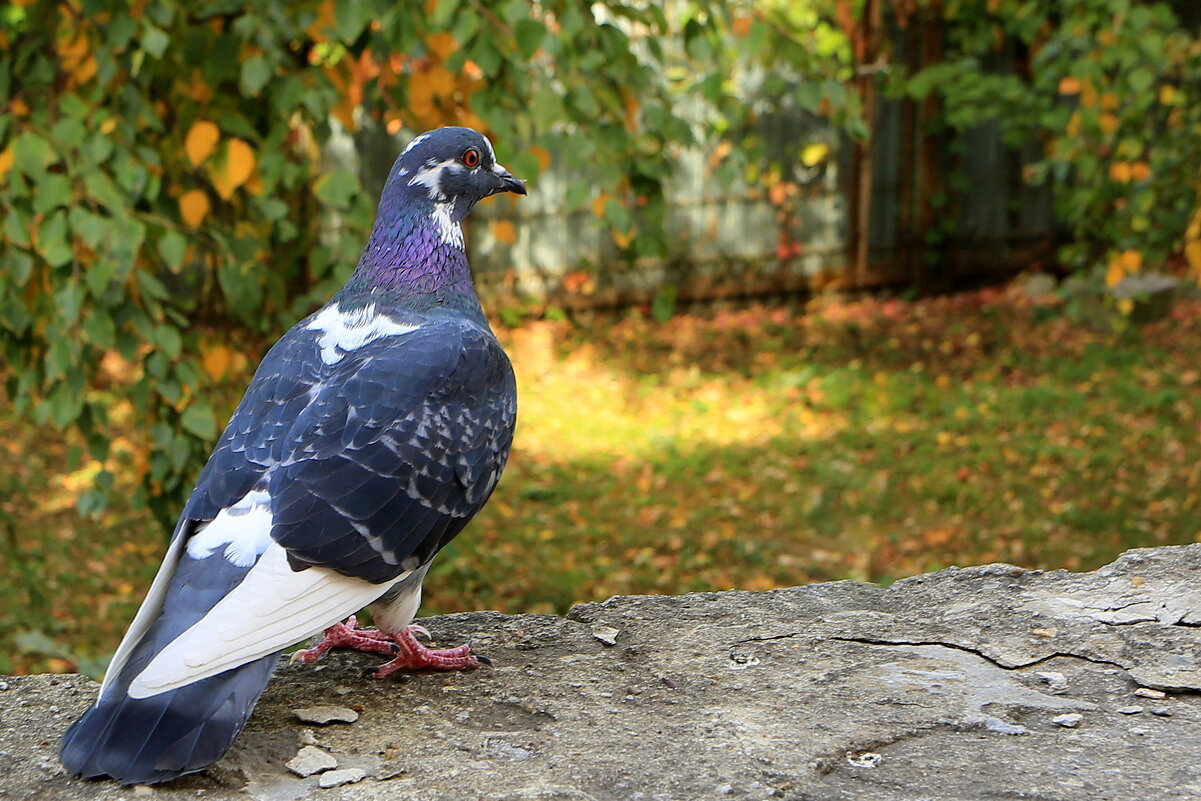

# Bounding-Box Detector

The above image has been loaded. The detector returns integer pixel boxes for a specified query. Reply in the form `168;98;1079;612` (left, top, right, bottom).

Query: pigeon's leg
292;616;395;664
369;625;484;678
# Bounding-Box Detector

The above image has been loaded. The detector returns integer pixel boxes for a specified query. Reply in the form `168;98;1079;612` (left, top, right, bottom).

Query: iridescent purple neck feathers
351;195;473;298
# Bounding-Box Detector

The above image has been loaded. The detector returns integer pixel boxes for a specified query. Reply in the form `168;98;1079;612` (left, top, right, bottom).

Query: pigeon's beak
489;163;527;196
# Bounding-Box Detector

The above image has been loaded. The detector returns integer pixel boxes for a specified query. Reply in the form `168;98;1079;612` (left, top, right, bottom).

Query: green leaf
36;211;73;267
82;308;116;348
142;25;169;58
154;323;182;358
314;169;359;209
181;403;216;440
514;19;546;59
13;132;54;177
156;231;188;272
56;282;84;324
51;117;87;148
430;0;460;28
33;173;72;215
241;55;271;95
4;206;31;248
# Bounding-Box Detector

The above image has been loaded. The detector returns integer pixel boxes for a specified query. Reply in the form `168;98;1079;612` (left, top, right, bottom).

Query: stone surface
285;745;338;777
293;705;360;725
318;769;367;789
3;545;1201;800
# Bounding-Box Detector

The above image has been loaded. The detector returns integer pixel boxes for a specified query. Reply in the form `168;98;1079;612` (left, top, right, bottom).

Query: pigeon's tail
60;535;282;785
59;652;279;785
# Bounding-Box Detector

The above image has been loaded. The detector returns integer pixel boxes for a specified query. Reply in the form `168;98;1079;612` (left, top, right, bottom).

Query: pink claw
293;616;485;678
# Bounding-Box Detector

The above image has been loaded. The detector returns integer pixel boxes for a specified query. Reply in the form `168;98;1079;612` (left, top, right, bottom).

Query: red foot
293;616;485;678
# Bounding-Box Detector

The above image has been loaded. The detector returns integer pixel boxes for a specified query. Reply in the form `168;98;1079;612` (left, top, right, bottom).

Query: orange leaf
1108;162;1131;183
0;145;13;182
591;193;610;218
202;344;233;381
1118;249;1142;273
1129;162;1151;181
1058;76;1081;95
208;138;256;200
1184;240;1201;273
492;219;516;245
1104;261;1125;288
530;145;551;171
179;189;210;227
425;32;457;61
185;121;220;166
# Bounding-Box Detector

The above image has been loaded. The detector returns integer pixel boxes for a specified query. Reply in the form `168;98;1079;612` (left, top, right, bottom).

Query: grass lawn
3;283;1199;676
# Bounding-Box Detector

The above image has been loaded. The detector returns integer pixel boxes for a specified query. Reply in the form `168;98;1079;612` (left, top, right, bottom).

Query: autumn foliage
3;1;846;521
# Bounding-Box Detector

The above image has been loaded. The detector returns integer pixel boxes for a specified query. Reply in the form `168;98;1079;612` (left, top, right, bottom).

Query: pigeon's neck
343;195;481;314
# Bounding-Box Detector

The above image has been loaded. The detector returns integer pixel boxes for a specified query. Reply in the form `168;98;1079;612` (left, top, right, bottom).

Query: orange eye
462;147;481;168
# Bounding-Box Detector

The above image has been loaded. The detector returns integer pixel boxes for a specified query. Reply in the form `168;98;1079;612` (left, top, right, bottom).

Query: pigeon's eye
461;147;481;168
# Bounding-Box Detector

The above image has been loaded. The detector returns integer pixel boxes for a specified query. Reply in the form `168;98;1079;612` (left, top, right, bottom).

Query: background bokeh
2;0;1199;675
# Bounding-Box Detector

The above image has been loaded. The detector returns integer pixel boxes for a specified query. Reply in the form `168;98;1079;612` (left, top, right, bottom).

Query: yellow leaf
1098;113;1119;134
185;121;220;166
1159;85;1178;105
0;145;13;182
425;32;457;61
208;138;256;200
99;117;117;135
1116;298;1134;316
202;344;233;381
1058;76;1081;95
1105;261;1125;288
613;229;633;249
1184;240;1201;272
179;189;210;227
1108;162;1131;182
492;219;516;245
801;142;830;167
1118;249;1142;273
592;193;610;219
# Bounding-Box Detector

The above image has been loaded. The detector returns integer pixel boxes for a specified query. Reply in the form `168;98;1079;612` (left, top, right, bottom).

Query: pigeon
59;127;526;785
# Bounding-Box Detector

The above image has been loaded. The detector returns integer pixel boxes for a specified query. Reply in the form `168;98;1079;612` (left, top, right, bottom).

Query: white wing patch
127;542;410;699
306;303;421;365
186;489;274;567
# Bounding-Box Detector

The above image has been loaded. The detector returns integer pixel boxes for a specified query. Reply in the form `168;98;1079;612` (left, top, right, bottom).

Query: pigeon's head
390;127;526;221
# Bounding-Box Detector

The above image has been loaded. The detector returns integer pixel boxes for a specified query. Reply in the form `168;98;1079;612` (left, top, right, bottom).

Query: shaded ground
3;283;1200;675
5;545;1201;801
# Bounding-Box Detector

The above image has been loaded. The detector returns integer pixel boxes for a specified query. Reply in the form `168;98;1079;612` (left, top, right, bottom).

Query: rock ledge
4;545;1201;801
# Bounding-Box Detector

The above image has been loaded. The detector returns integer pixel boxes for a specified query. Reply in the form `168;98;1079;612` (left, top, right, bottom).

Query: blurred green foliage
896;0;1201;281
0;0;854;523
